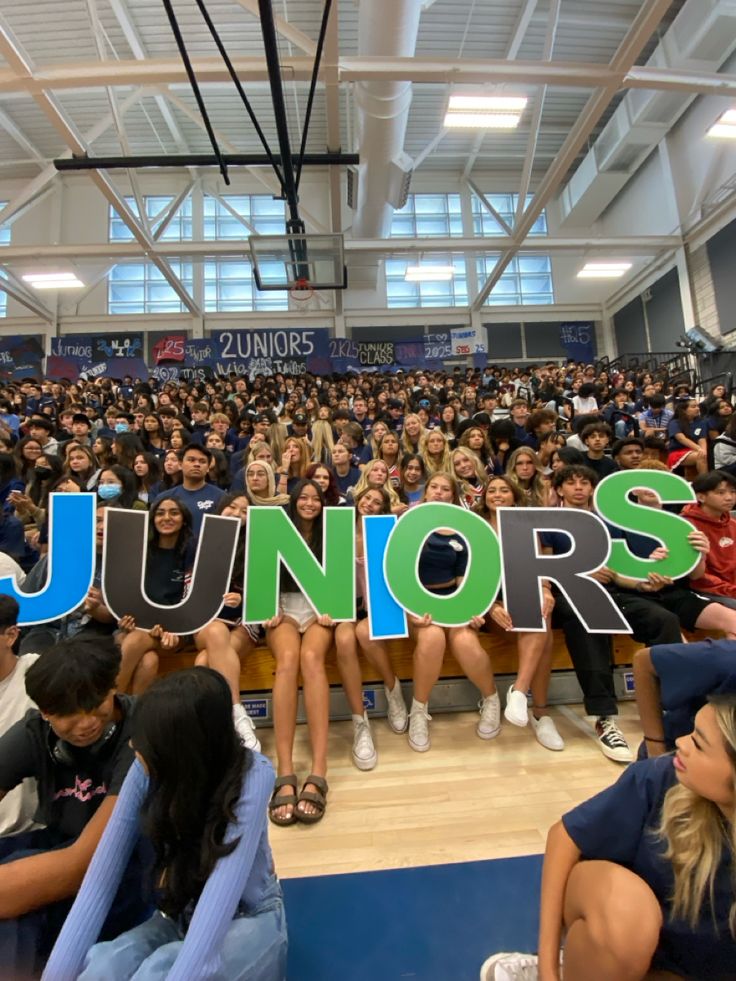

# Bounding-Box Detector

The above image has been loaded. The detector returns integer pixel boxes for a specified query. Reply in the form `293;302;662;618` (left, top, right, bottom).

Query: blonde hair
351;459;402;509
246;441;275;467
310;420;335;465
506;446;547;507
657;698;736;936
420;429;451;475
283;436;310;478
267;421;286;465
421;471;463;508
244;460;289;506
400;413;426;455
376;430;401;466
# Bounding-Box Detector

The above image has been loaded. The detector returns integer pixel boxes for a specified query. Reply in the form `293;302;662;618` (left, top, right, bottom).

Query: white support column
675;246;697;331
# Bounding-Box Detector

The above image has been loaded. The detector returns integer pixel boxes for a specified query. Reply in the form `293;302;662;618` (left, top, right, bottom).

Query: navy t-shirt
151;484;226;536
564;756;736;979
335;466;361;495
417;531;468;587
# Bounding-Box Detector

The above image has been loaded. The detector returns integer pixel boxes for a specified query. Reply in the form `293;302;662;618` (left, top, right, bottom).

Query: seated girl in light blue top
43;667;287;981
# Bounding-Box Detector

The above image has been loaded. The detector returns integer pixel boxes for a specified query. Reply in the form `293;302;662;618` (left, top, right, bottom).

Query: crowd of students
0;357;733;979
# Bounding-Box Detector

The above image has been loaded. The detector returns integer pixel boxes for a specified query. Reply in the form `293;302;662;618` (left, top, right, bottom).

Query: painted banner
451;326;487;357
149;364;214;383
394;338;426;368
423;331;452;361
209;327;330;379
559;322;596;364
0;335;44;380
52;332;145;363
328;338;396;372
46;355;150;382
152;334;187;364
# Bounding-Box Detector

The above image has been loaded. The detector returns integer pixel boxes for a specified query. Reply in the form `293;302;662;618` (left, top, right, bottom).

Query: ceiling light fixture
444;94;528;130
706;108;736;139
22;271;84;289
405;264;456;282
577;261;632;279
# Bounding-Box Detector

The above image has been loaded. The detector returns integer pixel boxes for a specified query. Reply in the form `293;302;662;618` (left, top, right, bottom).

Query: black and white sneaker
595;716;633;763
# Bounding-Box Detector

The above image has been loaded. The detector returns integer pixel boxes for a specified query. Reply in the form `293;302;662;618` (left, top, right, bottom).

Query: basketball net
289;277;316;306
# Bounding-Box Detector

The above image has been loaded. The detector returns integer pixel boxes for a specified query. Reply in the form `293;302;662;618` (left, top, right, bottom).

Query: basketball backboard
248;233;346;291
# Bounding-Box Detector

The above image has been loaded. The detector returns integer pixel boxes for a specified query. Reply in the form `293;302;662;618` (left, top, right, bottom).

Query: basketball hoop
289;277;316;304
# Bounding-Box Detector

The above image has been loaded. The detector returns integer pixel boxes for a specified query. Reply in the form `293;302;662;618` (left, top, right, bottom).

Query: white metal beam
515;0;561;228
233;0;317;56
505;0;540;60
0;269;54;322
1;55;734;97
0;107;45;165
472;0;676;311
0;235;682;263
465;179;513;235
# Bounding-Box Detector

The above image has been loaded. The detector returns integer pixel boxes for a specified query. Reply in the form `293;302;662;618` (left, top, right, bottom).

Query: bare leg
563;861;662;981
128;649;159;695
117;629;155;692
447;627;495;697
530;627;554;718
266;622;301;822
695;602;736;640
514;630;547;694
334;621;365;716
194;621;241;702
297;623;334;817
411;623;446;703
356;619;397;688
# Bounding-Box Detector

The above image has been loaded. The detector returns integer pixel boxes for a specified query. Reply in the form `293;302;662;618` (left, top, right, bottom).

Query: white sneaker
233;703;261;753
352;713;377;771
385;679;408;733
480;952;539;981
595;716;634;763
408;699;431;753
530;714;565;752
477;693;501;740
504;685;529;727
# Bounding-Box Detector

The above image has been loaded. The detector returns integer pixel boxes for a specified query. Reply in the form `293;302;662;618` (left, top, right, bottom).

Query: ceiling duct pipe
350;0;422;287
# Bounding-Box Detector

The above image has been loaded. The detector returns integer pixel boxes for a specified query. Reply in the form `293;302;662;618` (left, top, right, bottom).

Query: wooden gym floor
267;701;642;879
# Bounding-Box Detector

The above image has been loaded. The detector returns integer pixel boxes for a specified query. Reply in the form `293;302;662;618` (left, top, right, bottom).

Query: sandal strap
273;775;298;792
269;794;298;810
297;791;326;810
302;774;328;794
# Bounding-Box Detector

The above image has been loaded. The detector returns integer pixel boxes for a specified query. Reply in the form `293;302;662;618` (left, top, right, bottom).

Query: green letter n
243;506;355;623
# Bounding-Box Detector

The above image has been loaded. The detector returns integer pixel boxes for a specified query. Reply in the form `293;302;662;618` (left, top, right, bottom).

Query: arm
42;762;148;981
537;821;581;981
0;794;118;917
165;755;275;981
632;648;667;758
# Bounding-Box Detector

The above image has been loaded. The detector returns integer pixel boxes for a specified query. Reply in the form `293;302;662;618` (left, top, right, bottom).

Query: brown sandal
296;774;329;825
268;775;298;827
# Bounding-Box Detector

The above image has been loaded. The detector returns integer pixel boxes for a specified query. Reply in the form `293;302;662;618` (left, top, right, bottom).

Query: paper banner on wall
328;338;396;373
0;336;45;380
394;338;426;368
52;333;145;363
149;364;215;383
47;354;150;382
559;322;595;364
152;334;187;364
209;328;330;379
450;326;487;357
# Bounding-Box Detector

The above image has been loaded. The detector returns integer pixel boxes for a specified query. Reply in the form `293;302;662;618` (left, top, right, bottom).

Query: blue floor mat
282;854;543;981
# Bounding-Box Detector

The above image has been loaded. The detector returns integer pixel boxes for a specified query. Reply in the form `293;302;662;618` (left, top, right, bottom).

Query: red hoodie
682;502;736;598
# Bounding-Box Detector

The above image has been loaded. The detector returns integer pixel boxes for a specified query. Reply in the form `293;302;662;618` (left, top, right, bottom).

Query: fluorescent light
444;112;523;129
22;271;84;289
577;261;632;280
707;108;736;139
405;264;456;282
448;95;528;112
444;94;527;130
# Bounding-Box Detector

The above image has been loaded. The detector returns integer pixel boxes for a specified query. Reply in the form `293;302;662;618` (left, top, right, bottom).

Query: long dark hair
132;668;250;918
282;478;325;591
148;496;193;558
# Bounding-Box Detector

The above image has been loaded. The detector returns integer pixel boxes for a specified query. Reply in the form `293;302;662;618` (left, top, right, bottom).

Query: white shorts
280;593;317;633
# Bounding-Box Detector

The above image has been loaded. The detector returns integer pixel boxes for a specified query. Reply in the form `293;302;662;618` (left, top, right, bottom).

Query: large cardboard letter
102;510;239;632
498;508;631;633
363;514;407;639
383;503;500;627
1;494;95;624
594;470;699;579
243;506;355;622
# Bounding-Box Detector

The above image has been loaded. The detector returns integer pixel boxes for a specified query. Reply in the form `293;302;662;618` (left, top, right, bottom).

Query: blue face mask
114;423;129;433
98;484;122;500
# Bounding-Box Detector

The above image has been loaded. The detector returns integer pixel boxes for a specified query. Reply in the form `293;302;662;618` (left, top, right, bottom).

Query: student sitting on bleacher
683;471;736;610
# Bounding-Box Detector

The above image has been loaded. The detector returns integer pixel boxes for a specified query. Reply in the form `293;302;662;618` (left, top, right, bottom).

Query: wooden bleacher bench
159;629;650;693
